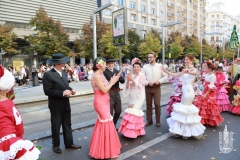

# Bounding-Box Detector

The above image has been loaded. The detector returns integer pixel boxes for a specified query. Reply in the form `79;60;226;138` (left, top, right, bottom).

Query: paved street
14;82;240;160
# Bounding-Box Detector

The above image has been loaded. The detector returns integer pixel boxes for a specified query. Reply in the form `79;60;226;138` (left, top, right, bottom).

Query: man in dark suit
103;58;124;129
43;53;81;154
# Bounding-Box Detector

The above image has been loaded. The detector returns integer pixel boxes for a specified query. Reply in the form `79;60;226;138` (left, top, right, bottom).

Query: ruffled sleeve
208;74;216;90
122;81;131;97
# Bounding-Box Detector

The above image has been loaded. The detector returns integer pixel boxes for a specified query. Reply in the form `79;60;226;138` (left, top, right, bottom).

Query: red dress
0;99;40;160
89;74;121;159
195;74;224;126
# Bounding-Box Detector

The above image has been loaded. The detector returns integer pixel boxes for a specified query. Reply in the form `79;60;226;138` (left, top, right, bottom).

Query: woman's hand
117;69;123;77
126;74;133;82
110;75;120;85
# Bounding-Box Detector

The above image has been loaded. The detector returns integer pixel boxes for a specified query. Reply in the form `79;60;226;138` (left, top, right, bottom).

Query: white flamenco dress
118;72;146;138
167;73;206;138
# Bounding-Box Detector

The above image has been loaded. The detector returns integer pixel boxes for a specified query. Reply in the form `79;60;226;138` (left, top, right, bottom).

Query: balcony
168;2;174;7
182;0;187;3
216;25;222;28
211;25;215;28
177;14;181;17
193;13;197;16
190;17;193;21
193;20;197;24
210;40;215;43
203;9;206;12
193;4;197;8
182;25;186;29
216;40;222;42
194;29;197;32
181;7;186;12
167;12;174;17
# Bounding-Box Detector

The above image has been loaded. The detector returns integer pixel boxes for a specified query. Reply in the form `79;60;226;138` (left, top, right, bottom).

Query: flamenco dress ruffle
119;108;145;138
167;103;205;137
166;93;181;115
231;95;240;115
215;86;231;112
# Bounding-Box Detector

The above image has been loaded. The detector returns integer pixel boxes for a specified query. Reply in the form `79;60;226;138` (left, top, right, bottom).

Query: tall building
100;0;167;39
0;0;98;41
166;0;206;38
205;1;240;47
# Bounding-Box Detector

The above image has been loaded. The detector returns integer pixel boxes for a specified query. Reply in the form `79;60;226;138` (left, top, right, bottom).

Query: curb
24;101;168;141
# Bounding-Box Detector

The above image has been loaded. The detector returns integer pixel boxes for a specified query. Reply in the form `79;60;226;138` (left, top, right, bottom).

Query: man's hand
148;82;154;86
63;90;72;97
155;81;160;85
71;90;76;95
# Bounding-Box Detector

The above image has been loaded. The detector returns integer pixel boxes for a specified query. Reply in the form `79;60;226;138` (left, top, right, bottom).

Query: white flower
0;69;15;90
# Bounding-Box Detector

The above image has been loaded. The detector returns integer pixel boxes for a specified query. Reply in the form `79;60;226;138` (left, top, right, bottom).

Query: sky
209;0;240;16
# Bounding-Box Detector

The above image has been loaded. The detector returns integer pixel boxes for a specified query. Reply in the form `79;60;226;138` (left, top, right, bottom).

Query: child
166;67;183;115
232;80;240;115
215;66;231;112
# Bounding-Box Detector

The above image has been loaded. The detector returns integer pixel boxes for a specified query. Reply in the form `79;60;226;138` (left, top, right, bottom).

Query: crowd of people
1;51;240;159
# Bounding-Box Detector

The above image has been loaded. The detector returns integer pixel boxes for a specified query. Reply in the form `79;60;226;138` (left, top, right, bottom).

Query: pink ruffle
118;113;145;138
215;92;231;112
166;95;181;115
231;106;240;115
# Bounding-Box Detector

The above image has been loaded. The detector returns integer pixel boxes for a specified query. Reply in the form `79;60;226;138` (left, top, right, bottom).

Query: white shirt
142;63;168;85
54;68;62;77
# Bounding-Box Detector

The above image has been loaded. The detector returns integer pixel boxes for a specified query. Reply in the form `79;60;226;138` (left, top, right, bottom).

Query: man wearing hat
43;53;81;154
103;58;124;129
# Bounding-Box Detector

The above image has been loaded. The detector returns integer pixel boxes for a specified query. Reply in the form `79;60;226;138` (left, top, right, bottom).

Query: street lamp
0;48;6;65
161;21;182;64
93;0;113;59
200;32;220;64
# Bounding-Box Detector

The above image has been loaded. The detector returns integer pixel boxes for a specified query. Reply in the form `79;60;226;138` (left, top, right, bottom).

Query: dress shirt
54;68;62;77
142;63;168;86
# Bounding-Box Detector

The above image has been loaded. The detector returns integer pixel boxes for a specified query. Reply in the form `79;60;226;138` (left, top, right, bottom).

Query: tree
0;24;18;54
184;37;201;58
127;29;141;59
138;32;161;59
74;16;109;59
169;35;184;60
24;6;71;56
167;31;181;44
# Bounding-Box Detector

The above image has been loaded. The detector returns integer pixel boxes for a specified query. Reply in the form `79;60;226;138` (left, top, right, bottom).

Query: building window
152;19;156;25
130;2;135;9
142;30;146;39
131;14;136;21
151;8;155;14
189;0;192;3
160;21;163;26
211;37;214;41
159;11;163;16
118;0;123;5
150;0;155;3
211;14;214;19
141;5;146;12
159;0;163;5
105;9;111;16
142;16;147;23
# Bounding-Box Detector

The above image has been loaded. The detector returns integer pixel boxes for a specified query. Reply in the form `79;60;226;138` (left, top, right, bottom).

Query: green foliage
74;16;109;59
0;24;18;54
138;32;161;59
184;37;201;57
169;35;184;60
127;29;141;59
24;6;71;56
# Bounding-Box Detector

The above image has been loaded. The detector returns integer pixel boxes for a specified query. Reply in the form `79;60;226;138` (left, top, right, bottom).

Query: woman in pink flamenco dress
89;57;121;159
231;80;240;115
118;58;146;138
195;62;224;126
0;66;40;160
215;66;231;112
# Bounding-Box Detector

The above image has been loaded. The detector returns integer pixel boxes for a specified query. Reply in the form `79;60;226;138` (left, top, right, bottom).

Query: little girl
232;80;240;115
166;67;183;115
215;66;231;112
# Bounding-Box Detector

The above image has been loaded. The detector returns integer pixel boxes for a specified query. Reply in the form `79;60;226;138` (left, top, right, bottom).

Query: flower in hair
0;65;4;78
96;59;104;68
131;58;140;65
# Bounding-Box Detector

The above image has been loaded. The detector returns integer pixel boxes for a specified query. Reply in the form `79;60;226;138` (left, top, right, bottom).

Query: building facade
205;1;240;47
0;0;98;41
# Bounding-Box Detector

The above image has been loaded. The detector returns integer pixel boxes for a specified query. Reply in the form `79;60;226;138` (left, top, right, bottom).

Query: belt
110;88;120;91
0;134;16;143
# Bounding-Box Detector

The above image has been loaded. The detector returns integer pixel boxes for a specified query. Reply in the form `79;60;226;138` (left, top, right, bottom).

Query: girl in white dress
118;58;146;138
161;54;205;139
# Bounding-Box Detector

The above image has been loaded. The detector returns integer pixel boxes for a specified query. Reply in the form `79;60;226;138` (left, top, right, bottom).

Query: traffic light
217;46;220;53
168;45;171;53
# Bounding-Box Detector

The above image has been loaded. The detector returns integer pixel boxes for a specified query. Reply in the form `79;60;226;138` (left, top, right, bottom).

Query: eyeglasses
148;57;154;58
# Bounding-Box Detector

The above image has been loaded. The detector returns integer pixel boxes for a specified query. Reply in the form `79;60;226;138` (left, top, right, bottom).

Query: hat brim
106;59;116;63
47;57;70;64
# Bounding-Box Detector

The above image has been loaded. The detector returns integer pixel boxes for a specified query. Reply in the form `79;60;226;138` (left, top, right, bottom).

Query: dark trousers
109;91;122;125
49;100;73;147
145;85;161;123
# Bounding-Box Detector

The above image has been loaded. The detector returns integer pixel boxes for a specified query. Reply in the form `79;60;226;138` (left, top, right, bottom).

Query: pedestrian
89;57;121;159
215;66;231;112
32;64;39;86
42;53;81;154
161;54;206;139
195;62;224;126
142;52;168;127
103;58;125;129
19;65;26;85
0;66;41;159
25;65;30;84
118;58;146;138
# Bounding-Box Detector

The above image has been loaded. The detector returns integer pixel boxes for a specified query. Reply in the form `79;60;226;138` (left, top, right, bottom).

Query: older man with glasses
142;52;168;127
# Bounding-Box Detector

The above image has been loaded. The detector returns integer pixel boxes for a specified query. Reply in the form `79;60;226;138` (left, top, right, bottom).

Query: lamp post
161;21;182;64
93;1;113;59
0;48;6;65
200;32;220;64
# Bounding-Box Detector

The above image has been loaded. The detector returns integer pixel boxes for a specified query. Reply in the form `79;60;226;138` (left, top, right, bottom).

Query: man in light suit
43;53;81;154
142;52;168;127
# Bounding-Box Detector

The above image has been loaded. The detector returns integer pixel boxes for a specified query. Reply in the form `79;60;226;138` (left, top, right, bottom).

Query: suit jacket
43;68;72;108
103;68;125;90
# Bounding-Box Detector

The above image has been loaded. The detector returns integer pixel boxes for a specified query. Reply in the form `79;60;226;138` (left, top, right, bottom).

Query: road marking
117;132;171;160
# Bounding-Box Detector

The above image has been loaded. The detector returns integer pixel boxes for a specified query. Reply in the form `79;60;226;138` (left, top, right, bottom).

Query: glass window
152;19;156;25
142;16;146;23
131;14;136;21
141;5;146;12
142;30;146;39
118;0;123;5
130;2;135;9
151;8;155;14
159;11;163;16
105;9;111;16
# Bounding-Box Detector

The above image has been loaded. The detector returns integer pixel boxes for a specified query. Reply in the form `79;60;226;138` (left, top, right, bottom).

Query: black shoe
145;122;153;126
156;123;161;127
53;147;62;154
65;144;81;149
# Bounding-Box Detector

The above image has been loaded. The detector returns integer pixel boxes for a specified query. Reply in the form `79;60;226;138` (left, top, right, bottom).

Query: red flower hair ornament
96;59;105;69
131;58;141;65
